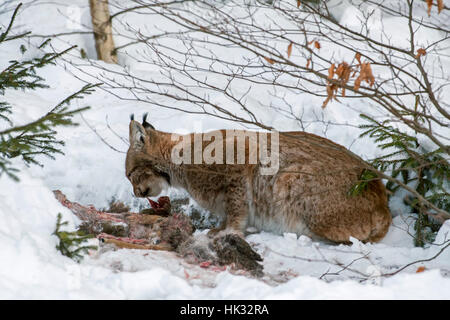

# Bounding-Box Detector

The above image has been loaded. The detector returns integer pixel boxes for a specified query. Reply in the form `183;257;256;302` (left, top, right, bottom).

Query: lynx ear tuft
142;113;155;130
129;120;146;150
130;113;135;121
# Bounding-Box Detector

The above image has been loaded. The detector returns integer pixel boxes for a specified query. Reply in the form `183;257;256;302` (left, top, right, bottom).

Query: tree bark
88;0;117;63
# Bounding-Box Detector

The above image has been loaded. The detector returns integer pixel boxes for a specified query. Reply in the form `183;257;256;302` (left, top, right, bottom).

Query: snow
0;0;449;299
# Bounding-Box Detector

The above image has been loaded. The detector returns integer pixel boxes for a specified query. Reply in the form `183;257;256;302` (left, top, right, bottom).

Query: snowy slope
0;0;449;299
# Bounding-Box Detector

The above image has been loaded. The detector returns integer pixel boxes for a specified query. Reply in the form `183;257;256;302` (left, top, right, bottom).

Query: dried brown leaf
336;63;344;78
287;42;293;58
314;41;321;50
354;62;375;90
354;77;362;91
415;48;427;59
323;83;338;108
416;266;426;273
306;58;311;69
355;52;361;65
354;63;365;91
326;83;333;96
328;63;335;79
264;56;275;65
297;0;301;8
341;62;352;84
365;63;375;86
426;0;433;16
322;96;331;108
438;0;444;13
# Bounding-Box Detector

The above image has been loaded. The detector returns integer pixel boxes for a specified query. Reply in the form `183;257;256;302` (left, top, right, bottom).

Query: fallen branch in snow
382;241;450;278
265;245;374;282
53;190;263;276
319;252;372;281
265;237;450;283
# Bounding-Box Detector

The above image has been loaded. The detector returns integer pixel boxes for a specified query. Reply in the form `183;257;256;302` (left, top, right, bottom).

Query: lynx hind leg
274;166;392;244
362;180;391;243
366;200;392;243
305;181;392;243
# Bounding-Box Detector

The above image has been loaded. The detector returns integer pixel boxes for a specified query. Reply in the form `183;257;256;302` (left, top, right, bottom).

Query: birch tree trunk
89;0;117;64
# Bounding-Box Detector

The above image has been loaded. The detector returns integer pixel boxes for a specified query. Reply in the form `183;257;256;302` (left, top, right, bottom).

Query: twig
81;114;126;153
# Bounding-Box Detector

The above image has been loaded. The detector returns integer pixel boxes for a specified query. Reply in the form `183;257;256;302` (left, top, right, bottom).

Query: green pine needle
0;4;100;180
53;213;97;262
356;114;449;247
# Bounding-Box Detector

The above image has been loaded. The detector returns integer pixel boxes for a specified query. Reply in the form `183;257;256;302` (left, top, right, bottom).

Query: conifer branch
0;4;97;180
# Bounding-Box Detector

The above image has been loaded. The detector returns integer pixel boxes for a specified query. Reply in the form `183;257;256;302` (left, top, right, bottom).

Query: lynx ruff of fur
125;120;391;243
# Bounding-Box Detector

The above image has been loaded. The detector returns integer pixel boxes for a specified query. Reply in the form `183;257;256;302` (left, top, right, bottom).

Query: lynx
125;115;391;243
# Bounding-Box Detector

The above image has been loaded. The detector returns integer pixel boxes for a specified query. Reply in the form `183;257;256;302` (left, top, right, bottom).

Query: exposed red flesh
147;197;161;209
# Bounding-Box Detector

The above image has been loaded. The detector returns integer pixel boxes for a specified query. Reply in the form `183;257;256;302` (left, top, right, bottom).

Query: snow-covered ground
0;0;449;299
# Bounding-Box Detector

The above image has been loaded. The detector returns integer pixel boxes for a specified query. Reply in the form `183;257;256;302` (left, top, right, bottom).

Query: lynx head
125;114;170;198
